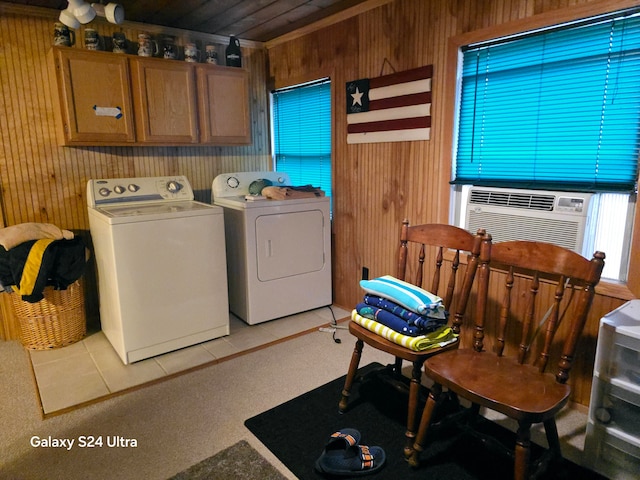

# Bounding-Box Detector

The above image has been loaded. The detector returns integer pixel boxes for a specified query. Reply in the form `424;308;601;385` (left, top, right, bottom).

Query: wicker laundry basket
10;280;86;350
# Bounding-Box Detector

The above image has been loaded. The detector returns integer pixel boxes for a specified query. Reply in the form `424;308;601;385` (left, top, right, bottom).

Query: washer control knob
98;187;111;197
166;181;183;193
128;184;140;192
114;185;126;194
227;176;240;189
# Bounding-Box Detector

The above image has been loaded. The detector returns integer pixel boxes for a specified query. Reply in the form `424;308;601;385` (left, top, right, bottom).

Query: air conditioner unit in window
464;187;592;254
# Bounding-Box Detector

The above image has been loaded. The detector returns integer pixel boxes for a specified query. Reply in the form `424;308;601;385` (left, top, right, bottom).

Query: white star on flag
351;87;364;107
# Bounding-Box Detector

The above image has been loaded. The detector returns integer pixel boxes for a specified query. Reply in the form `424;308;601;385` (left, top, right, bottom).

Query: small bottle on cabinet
225;36;242;67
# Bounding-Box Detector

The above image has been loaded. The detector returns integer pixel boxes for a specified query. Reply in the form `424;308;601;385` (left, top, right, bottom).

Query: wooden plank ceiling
2;0;373;42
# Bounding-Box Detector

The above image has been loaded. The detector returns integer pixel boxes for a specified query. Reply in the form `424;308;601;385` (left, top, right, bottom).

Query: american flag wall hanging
346;65;432;144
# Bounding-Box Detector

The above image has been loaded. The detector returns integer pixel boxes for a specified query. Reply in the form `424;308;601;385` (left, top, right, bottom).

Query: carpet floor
245;363;607;480
168;440;288;480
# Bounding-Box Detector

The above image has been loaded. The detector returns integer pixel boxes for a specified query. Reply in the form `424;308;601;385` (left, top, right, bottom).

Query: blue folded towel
363;294;447;329
356;303;424;336
359;275;442;314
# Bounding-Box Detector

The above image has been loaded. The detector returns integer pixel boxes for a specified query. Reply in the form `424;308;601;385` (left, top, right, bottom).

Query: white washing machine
87;176;229;364
212;171;332;325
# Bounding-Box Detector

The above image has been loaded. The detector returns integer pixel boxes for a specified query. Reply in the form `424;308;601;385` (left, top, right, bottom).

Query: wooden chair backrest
397;220;485;334
474;236;605;383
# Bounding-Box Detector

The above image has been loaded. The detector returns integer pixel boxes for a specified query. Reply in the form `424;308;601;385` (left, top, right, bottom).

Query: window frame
440;0;640;300
270;69;336;207
271;77;332;205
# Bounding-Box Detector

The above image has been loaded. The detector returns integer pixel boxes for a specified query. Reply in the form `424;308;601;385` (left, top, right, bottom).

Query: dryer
88;176;229;364
212;172;331;325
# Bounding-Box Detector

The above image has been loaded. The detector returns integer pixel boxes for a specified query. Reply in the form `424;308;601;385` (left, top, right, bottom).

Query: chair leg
403;361;423;456
543;418;561;458
526;417;562;477
393;356;403;376
338;338;364;413
407;382;442;465
514;421;532;480
467;402;481;425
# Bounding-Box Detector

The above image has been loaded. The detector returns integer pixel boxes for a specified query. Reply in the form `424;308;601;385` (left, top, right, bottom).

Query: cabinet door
197;65;251;145
130;57;199;144
50;47;135;145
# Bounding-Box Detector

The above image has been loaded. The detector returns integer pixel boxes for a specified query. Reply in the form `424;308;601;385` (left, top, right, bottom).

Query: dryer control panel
87;176;195;207
212;171;290;198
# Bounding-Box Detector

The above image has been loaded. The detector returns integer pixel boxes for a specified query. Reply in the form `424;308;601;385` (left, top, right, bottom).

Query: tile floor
29;305;350;415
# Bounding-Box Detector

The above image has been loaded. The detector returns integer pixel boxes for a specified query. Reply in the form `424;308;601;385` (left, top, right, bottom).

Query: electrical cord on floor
319;305;349;343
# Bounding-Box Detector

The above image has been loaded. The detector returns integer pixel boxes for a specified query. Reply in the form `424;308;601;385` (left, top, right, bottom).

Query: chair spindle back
474;236;605;382
397;220;485;335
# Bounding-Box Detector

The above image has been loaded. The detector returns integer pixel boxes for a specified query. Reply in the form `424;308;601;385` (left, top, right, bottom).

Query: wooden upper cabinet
129;57;199;144
49;47;251;146
197;65;251;145
49;47;135;145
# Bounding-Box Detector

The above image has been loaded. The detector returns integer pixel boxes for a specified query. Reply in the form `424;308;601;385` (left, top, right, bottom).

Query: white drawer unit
584;300;640;479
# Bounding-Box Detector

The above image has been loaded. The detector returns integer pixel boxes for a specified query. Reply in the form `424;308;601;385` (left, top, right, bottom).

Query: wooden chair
338;220;485;457
407;236;605;479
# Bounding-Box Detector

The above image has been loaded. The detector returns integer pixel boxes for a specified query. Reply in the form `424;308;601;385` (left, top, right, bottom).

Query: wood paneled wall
267;0;637;406
0;4;271;328
0;0;637;407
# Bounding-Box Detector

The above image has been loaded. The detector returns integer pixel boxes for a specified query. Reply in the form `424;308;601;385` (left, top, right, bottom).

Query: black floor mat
245;362;606;480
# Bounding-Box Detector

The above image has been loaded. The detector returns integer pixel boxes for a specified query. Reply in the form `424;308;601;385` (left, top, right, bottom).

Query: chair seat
349;321;459;362
424;349;571;422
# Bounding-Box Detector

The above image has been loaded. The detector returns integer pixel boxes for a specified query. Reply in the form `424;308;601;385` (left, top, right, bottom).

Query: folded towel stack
353;275;457;351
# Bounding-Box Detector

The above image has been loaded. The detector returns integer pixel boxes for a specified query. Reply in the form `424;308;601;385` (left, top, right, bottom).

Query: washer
87;176;229;364
212;171;332;325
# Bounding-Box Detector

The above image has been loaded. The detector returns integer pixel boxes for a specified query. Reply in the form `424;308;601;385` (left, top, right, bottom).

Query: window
452;10;640;281
271;79;332;210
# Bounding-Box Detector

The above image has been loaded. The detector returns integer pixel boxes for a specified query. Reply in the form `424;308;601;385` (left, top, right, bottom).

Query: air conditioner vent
467;211;579;250
469;190;555;211
464;187;592;254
